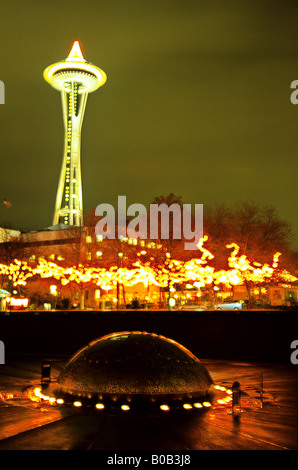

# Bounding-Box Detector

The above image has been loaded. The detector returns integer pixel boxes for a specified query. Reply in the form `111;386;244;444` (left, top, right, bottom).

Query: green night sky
0;0;298;248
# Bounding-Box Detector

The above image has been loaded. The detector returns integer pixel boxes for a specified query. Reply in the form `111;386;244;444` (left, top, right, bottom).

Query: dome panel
57;331;213;398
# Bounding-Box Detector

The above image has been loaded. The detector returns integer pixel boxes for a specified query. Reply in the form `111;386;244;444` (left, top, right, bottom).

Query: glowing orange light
0;236;296;305
183;403;193;409
28;387;56;405
6;297;29;309
67;40;85;61
160;404;170;411
121;404;130;411
95;403;105;410
194;403;203;408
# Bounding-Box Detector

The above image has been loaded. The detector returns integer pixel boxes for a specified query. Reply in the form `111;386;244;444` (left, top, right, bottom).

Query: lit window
96;234;103;242
86;235;92;243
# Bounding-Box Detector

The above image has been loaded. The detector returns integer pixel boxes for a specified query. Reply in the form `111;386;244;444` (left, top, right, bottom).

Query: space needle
43;41;107;226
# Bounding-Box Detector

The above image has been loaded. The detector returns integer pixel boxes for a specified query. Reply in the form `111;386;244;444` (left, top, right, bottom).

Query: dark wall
1;310;297;364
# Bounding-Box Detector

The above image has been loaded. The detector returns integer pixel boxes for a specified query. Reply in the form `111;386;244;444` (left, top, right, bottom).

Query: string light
0;238;296;296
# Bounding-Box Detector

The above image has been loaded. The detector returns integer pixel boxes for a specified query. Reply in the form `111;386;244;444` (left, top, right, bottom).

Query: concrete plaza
0;355;296;450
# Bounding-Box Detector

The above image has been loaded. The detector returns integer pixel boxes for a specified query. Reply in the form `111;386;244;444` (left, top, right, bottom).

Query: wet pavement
0;355;296;451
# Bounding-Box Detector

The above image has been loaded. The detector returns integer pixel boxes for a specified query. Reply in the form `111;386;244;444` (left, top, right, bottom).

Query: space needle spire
43;41;107;226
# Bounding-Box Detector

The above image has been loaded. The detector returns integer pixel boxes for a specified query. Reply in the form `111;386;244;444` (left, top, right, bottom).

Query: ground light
25;384;231;415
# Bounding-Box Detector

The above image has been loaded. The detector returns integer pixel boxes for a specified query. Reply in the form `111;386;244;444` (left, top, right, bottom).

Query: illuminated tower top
43;40;107;93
